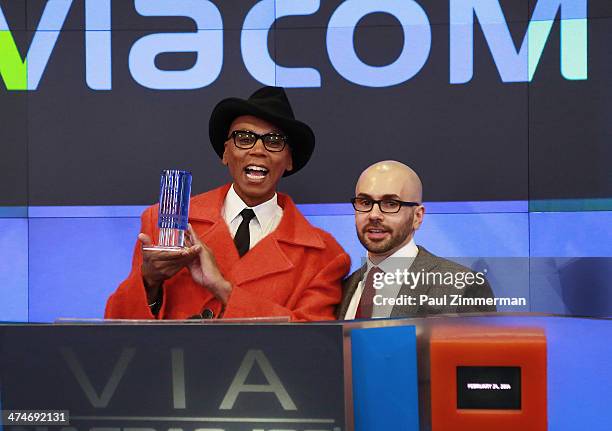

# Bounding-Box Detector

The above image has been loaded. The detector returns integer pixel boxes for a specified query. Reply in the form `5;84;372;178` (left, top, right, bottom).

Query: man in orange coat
105;87;350;321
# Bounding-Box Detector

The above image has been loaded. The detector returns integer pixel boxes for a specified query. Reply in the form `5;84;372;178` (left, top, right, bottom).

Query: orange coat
105;184;350;321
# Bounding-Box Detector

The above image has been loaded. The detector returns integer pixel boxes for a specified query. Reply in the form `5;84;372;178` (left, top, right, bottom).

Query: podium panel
0;324;345;431
351;325;419;431
0;315;610;431
430;326;547;431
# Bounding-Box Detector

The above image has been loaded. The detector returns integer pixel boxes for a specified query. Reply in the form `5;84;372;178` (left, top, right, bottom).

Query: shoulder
311;223;347;254
343;265;366;287
277;193;349;258
415;246;493;298
189;184;231;221
416;246;476;274
190;184;229;207
141;184;229;215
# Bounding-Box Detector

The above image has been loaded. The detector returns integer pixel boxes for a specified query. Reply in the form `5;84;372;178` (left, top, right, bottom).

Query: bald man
337;161;495;319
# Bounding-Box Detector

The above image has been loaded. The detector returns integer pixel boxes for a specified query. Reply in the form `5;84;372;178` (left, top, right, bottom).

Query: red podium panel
430;325;547;431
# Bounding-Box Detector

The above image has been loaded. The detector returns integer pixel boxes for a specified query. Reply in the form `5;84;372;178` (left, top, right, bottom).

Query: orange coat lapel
187;184;327;287
230;192;326;285
188;184;239;276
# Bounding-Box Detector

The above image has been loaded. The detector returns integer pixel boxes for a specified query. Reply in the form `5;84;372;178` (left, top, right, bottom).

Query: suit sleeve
104;206;160;319
222;250;350;322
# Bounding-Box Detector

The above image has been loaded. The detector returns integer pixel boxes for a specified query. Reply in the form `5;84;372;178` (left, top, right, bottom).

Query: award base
142;228;186;252
142;245;186;253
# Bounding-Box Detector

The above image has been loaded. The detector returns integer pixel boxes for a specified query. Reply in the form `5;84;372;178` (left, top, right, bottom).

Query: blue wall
1;203;611;322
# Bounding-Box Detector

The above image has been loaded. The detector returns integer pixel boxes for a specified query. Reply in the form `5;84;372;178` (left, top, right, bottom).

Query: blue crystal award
143;169;192;251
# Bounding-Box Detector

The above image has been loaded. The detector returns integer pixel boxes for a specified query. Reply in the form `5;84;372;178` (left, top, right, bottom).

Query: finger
174;245;200;259
152;256;195;271
182;244;202;255
144;242;202;261
185;234;201;250
187;224;201;244
146;250;193;261
153;264;184;279
138;233;153;247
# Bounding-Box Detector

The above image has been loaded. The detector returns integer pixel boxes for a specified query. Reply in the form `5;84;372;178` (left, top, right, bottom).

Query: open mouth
244;165;269;181
365;226;390;240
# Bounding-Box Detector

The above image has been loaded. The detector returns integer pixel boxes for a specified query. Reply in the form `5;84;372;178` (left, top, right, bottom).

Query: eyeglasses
351;197;420;214
228;130;288;152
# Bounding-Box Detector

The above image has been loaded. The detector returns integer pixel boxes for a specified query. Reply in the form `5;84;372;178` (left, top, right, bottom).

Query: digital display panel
457;366;522;410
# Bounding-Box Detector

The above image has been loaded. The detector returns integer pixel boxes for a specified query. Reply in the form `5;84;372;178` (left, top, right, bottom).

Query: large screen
1;0;611;206
1;0;611;322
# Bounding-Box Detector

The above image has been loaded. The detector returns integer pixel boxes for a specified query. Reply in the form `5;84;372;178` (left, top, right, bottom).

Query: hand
185;224;232;304
139;233;202;303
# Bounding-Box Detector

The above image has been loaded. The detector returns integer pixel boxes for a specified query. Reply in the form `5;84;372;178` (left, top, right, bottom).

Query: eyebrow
356;193;402;200
233;128;285;135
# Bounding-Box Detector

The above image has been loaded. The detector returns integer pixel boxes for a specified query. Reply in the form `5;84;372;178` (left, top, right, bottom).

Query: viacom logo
0;326;347;431
0;0;587;91
31;348;340;431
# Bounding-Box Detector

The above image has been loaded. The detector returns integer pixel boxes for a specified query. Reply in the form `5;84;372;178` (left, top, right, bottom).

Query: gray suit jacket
336;246;496;319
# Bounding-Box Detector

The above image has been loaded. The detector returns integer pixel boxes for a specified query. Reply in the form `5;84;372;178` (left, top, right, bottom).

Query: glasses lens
262;134;286;151
381;200;401;213
234;131;256;148
353;198;373;212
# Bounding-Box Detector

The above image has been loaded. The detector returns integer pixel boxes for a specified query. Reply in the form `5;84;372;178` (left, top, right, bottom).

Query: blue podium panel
0;324;345;431
351;325;419;431
0;219;28;322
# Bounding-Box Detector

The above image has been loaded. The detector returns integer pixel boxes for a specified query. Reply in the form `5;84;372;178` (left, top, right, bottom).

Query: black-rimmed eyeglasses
228;130;288;152
351;197;420;213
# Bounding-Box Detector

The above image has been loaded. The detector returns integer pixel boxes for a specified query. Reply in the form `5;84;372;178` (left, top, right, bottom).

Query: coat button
201;308;215;319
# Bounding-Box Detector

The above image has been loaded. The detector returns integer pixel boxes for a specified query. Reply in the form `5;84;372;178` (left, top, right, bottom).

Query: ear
413;205;425;230
285;148;294;172
221;141;229;166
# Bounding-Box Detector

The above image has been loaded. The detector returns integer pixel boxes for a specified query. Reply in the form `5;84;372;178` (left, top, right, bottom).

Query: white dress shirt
222;184;283;250
344;238;419;320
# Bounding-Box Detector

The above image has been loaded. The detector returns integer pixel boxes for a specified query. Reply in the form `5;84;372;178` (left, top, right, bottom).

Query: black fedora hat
209;86;315;176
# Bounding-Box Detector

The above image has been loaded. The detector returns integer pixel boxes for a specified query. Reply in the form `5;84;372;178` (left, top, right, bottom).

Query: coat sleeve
104;206;160;319
222;249;350;322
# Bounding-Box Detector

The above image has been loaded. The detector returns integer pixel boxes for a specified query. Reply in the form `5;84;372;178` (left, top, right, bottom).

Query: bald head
353;161;425;261
356;160;422;203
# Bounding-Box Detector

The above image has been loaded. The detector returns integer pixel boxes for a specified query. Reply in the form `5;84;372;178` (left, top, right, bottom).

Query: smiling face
222;115;293;207
354;161;425;263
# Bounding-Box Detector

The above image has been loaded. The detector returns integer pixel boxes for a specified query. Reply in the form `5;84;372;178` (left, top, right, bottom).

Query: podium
1;314;611;431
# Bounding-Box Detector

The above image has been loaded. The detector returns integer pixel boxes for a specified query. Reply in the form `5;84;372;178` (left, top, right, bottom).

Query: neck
233;185;275;208
368;235;414;266
368;254;387;266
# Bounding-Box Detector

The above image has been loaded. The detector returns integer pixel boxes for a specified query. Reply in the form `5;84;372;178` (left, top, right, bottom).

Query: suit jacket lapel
390;246;438;318
337;264;367;319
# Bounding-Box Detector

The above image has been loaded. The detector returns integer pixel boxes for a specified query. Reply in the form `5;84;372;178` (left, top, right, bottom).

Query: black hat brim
209;98;315;177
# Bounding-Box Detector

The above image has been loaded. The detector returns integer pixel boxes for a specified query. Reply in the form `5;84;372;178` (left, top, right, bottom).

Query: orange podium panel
430;325;547;431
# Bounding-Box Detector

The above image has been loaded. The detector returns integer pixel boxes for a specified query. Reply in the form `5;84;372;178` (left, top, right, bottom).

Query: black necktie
234;208;256;257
